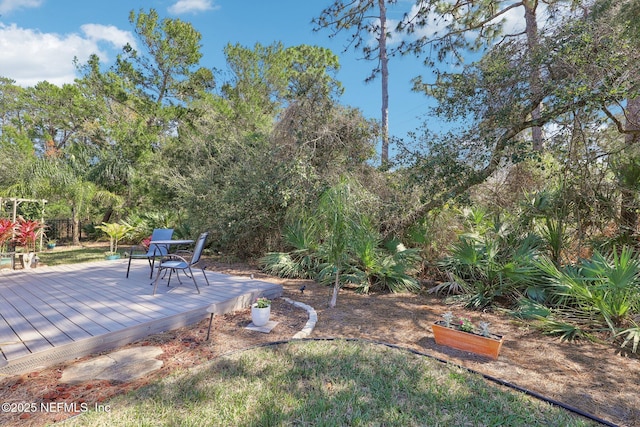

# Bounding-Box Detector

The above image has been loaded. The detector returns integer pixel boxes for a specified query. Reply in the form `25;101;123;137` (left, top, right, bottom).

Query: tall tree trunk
379;0;390;168
72;206;81;246
523;0;544;151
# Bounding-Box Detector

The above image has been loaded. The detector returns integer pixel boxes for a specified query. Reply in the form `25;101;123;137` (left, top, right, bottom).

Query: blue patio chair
126;228;174;279
152;232;210;295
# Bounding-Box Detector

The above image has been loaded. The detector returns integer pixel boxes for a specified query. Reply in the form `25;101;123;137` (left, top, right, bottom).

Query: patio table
149;239;194;253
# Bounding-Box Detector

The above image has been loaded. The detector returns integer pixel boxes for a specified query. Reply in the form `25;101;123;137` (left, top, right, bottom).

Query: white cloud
81;24;137;51
168;0;218;15
0;0;43;15
0;23;118;87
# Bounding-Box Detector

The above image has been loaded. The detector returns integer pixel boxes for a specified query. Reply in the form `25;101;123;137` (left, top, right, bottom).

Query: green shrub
438;228;546;309
260;181;421;295
532;246;640;351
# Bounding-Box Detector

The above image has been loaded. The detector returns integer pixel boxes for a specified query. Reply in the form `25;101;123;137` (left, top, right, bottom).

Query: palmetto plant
124;211;178;243
437;208;546;309
263;179;359;307
534;246;640;351
259;217;319;279
616;320;640;353
335;226;421;294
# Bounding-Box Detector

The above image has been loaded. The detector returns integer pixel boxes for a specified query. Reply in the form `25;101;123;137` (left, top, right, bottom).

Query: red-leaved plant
142;235;152;250
15;219;45;252
0;218;16;252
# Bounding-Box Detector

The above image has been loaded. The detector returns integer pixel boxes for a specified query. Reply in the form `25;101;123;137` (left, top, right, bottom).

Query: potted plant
431;311;504;360
14;218;45;269
96;222;133;260
46;239;57;250
251;297;272;327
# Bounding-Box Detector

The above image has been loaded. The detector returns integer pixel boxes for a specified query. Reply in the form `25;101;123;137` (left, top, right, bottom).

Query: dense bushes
433;206;640;353
260;179;421;298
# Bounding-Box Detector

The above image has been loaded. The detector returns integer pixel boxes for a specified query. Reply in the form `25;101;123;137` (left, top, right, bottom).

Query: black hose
213;337;619;427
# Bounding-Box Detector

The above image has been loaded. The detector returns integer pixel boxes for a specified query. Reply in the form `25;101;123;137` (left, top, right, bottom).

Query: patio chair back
190;232;208;266
126;228;174;279
147;228;174;256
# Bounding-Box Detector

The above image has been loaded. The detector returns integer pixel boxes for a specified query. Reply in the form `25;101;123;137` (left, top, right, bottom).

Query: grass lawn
37;245;110;266
65;340;598;426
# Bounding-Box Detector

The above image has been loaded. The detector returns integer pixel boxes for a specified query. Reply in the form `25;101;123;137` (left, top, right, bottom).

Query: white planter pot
251;304;271;327
22;252;35;269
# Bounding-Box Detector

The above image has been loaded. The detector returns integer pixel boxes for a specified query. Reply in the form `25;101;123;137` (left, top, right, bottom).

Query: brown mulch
1;261;638;426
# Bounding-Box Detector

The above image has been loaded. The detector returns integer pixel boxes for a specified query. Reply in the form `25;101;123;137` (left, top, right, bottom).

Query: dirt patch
0;261;638;426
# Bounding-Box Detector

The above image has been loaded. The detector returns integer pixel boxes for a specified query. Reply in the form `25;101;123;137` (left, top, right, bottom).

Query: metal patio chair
126;228;174;279
152;232;210;295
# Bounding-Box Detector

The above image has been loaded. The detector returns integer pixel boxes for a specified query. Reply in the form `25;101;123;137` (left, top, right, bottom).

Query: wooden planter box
432;321;504;360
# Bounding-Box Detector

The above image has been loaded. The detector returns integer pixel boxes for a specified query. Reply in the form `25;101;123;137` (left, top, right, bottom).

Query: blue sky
0;0;532;146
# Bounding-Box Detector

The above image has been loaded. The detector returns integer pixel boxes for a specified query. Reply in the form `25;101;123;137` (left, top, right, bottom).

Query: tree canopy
0;1;638;268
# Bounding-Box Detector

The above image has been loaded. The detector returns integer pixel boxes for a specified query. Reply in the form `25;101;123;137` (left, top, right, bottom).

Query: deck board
0;259;282;375
0;285;70;350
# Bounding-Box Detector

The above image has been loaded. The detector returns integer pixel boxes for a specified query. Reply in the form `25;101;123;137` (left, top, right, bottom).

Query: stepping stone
245;320;279;333
60;346;163;384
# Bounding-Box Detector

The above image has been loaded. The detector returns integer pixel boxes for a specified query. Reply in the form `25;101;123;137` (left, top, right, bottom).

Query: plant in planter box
458;317;475;333
432;311;504;360
251;297;272;327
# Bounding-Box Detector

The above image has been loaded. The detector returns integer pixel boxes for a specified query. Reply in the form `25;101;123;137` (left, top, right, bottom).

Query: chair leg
126;256;133;278
152;268;162;295
200;267;210;286
148;258;154;279
174;269;184;285
188;267;200;294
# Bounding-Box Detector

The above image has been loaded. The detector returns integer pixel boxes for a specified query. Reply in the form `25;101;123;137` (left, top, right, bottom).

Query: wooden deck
0;259;282;376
